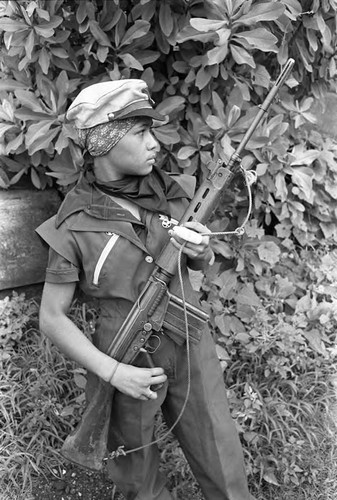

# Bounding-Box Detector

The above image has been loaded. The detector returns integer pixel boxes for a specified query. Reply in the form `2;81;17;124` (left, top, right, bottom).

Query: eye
137;126;150;136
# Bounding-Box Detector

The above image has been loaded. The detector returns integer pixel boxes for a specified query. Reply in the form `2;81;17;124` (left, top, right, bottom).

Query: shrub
0;0;336;246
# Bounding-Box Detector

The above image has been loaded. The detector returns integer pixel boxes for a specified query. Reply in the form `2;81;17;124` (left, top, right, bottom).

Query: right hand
110;363;167;400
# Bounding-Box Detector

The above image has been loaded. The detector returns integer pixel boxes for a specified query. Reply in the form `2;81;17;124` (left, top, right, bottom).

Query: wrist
98;356;120;383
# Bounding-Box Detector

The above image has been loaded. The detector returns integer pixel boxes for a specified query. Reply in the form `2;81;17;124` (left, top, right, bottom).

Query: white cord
107;168;255;460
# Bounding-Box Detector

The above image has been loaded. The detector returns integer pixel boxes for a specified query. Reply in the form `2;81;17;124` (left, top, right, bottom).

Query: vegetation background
0;0;337;499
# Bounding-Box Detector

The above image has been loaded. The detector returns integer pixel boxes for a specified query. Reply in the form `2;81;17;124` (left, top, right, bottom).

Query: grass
0;293;336;500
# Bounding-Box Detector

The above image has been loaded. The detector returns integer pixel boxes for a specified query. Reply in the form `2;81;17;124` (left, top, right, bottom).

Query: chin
139;165;153;176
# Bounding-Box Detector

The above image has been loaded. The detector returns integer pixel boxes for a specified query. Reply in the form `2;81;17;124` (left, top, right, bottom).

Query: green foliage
0;0;336;245
199;245;337;489
0;293;90;497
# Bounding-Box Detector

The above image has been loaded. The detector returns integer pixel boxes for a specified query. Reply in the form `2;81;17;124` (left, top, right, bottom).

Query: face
94;118;159;182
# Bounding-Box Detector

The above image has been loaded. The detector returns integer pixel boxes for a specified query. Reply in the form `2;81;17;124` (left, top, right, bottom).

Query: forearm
39;311;116;382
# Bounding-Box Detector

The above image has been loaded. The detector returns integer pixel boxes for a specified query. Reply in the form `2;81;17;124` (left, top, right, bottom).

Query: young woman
37;79;252;500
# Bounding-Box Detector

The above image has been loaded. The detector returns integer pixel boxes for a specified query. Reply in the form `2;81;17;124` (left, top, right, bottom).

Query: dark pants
106;330;251;500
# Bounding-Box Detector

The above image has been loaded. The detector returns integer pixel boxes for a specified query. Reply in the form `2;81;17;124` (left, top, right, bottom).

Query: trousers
106;329;251;500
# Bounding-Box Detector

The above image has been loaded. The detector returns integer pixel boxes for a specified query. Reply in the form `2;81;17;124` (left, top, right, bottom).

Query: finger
149;367;166;376
144;389;157;400
183;221;211;234
170;237;185;248
151;373;167;384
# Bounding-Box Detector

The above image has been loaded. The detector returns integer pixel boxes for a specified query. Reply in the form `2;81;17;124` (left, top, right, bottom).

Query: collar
56;173;144;228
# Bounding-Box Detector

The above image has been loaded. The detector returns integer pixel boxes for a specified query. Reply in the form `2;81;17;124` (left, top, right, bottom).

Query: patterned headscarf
77;117;137;157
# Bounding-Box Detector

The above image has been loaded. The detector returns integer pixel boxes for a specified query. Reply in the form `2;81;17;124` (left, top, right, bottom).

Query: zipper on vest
93;233;119;285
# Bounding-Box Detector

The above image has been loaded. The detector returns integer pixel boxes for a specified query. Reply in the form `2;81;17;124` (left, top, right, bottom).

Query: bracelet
108;361;120;384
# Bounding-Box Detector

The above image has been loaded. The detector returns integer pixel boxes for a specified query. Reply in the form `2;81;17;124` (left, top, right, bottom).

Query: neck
93;155;123;182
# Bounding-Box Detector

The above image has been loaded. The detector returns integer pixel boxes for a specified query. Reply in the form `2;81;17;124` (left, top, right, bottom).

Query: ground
31;463;123;500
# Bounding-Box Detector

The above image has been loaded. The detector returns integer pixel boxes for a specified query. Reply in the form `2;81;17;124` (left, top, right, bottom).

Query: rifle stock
61;59;295;470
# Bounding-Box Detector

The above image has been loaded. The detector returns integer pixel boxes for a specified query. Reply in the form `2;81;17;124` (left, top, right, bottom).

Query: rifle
61;59;295;470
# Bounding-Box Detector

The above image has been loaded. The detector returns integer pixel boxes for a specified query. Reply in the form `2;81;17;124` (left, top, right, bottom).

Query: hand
109;363;167;400
170;221;213;263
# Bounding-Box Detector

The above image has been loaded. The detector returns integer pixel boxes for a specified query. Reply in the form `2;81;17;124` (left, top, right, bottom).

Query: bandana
95;166;190;216
77;118;137;157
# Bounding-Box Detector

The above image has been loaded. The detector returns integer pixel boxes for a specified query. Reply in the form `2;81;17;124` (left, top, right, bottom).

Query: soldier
37;79;252;500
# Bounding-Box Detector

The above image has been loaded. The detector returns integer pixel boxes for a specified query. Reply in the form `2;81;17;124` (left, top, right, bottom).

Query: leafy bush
0;0;336;246
200;244;337;491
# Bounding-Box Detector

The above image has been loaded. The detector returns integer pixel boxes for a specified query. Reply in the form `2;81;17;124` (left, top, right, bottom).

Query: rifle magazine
163;293;209;345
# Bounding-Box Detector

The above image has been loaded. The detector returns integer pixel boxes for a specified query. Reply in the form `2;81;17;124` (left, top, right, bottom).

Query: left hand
169;221;213;263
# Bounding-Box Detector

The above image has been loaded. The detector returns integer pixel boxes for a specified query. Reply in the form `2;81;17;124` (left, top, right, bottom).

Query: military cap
66;79;165;129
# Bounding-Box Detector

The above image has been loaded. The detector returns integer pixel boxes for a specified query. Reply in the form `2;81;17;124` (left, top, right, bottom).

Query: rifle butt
61;383;115;471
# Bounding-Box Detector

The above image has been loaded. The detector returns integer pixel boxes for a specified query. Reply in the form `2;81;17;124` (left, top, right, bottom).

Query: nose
147;130;159;151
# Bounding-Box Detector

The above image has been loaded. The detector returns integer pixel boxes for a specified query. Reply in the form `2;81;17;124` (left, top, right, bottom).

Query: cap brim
118;108;166;121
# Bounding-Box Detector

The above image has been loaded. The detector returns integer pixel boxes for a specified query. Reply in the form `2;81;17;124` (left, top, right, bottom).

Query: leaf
6;132;24;154
0;19;28;32
9;169;27;185
215;346;230;373
118;53;143;70
89;20;112;47
156;96;185;116
0;167;10;189
302;329;328;357
257;241;281;265
0;123;16;138
227;105;241;127
195;67;212;89
275;173;288;201
176;25;216;43
159;2;173;37
36;8;50;22
291;170;314;203
236;284;261;307
34;17;62;38
230;44;255;67
38;46;50;74
234;2;285;26
290;149;319;166
234;28;278;52
153;124;180;145
218;270;238;301
0;79;27;91
15;90;47;113
263;470;279;486
177;146;197;160
50;47;69;59
206;115;224;130
190;18;228;32
97;45;109;63
206;43;229;65
25;29;35;60
25;120;58;151
74;372;87;389
30;167;41;189
120;20;150;47
215;315;231;337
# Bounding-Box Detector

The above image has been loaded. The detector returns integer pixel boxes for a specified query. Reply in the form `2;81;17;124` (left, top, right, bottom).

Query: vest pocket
93;233;119;285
